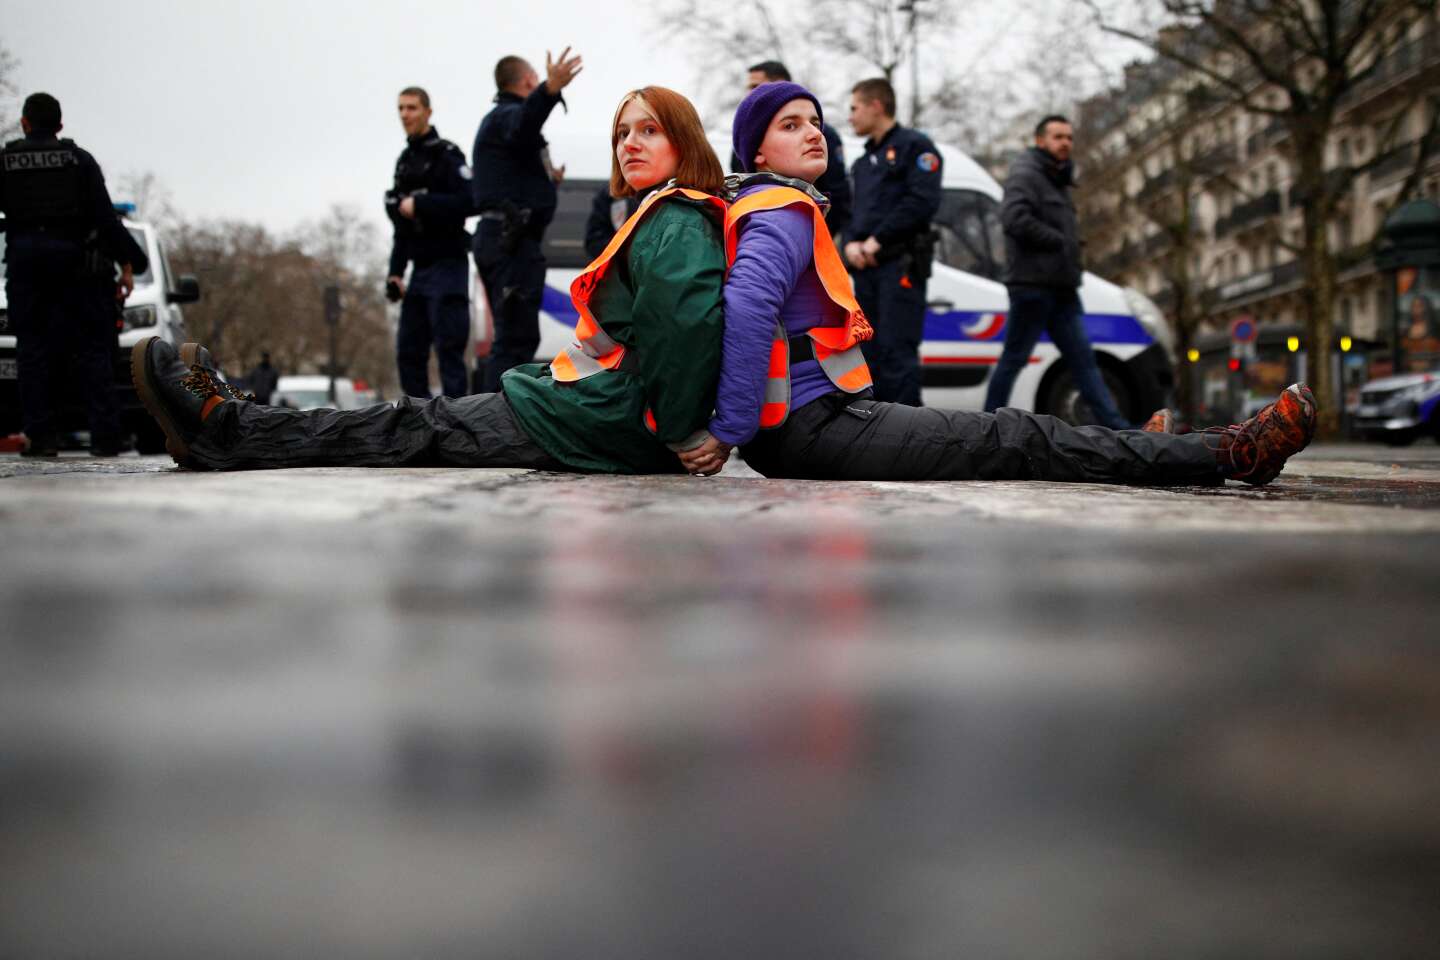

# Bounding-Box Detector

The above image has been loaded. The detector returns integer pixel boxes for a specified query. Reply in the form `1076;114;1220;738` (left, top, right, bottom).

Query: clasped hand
678;436;733;477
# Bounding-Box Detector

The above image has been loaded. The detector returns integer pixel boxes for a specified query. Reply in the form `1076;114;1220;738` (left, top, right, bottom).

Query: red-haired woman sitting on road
131;86;728;474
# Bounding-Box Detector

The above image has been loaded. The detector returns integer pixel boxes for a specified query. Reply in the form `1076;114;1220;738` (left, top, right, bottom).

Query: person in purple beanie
680;82;1318;486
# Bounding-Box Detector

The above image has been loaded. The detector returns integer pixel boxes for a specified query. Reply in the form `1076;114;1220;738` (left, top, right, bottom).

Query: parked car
0;206;201;452
513;129;1175;424
1352;369;1440;445
270;375;360;410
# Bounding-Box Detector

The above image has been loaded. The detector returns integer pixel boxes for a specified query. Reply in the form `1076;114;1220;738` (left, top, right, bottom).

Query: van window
158;241;176;293
933;189;1005;281
545;178;608;269
126;227;154;285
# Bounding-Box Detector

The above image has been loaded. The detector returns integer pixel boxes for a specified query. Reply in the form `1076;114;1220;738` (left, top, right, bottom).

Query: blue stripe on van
923;309;1153;346
542;286;1154;348
542;284;580;325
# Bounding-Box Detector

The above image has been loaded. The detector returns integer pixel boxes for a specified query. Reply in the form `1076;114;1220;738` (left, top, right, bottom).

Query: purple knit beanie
732;81;824;173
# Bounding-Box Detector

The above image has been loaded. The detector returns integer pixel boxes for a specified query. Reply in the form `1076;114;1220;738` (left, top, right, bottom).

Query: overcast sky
3;0;1130;236
2;0;715;232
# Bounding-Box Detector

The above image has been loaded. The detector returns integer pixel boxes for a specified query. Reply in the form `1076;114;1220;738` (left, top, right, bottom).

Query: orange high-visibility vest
552;186;728;386
724;186;874;429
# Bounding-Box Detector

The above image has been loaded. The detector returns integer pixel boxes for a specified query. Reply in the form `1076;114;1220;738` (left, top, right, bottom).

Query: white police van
0;205;200;451
496;131;1174;422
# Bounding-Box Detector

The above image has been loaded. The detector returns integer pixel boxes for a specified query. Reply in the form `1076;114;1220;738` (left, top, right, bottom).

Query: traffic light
1228;357;1242;373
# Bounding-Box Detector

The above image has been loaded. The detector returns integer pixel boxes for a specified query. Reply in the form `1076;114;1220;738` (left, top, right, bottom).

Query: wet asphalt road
2;443;1438;958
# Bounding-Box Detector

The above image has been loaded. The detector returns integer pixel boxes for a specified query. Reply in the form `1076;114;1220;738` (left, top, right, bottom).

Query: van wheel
1042;365;1134;427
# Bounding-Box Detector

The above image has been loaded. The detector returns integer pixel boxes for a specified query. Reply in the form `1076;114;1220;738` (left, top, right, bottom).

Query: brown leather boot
1204;384;1317;486
1141;408;1175;433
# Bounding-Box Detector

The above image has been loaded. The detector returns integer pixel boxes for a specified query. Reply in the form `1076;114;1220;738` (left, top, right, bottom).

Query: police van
492;131;1174;422
0;205;201;452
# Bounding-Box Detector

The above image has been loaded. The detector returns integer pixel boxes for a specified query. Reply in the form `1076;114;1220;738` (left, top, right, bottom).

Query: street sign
1230;315;1257;343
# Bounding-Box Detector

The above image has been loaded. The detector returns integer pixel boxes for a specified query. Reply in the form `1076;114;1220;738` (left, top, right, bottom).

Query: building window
1338;137;1351;166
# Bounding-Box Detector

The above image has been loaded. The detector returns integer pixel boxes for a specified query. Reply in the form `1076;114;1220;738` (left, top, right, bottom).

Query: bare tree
1084;0;1440;438
115;171;180;231
168;210;398;397
1078;89;1240;420
0;42;22;141
656;0;793;117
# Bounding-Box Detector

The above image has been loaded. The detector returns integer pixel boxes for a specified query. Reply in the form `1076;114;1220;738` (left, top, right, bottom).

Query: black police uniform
387;127;474;399
584;184;640;260
471;85;566;393
845;124;942;407
1;132;148;451
729;121;851;237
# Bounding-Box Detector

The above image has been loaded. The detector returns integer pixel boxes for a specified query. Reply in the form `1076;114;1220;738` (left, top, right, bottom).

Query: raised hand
545;47;584;95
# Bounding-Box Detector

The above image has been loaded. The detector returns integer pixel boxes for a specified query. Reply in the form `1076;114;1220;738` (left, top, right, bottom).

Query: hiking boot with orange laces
130;337;231;465
1141;408;1175;433
1204;383;1317;486
180;343;254;402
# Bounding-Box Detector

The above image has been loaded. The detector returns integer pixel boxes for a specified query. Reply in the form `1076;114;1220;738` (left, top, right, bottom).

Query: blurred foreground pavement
3;443;1439;959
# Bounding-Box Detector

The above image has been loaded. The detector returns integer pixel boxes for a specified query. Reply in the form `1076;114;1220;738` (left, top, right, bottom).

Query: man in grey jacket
984;115;1131;429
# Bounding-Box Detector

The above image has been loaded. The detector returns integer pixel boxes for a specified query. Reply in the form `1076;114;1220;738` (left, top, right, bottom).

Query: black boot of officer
1;92;148;455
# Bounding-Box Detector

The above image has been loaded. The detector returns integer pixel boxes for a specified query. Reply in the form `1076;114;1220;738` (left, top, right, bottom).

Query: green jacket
500;194;726;473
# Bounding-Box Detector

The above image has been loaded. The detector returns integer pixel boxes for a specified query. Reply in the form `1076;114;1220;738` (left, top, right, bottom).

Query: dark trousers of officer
184;391;563;472
397;259;470;399
475;222;545;394
742;391;1220;485
984;285;1130;429
6;249;122;446
854;258;925;407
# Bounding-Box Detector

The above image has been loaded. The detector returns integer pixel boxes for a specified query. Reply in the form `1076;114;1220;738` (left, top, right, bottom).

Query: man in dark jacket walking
984;114;1130;429
245;352;280;406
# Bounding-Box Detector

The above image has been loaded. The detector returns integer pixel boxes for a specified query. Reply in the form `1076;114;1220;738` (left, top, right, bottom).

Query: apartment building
1072;7;1440;416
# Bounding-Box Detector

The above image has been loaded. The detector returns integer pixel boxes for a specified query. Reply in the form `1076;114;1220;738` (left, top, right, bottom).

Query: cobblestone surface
2;443;1437;958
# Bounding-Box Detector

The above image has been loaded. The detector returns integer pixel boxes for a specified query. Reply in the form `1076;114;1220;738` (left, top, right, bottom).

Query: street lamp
898;0;924;126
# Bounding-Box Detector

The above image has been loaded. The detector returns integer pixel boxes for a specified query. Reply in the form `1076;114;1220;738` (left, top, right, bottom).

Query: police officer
844;77;942;407
731;61;851;238
583;182;640;260
0;92;148;456
471;47;583;393
386;86;475;399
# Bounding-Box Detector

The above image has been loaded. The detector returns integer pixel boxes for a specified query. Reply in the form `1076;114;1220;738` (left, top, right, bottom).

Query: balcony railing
1342;29;1440;108
1214;190;1282;238
1206;257;1304;305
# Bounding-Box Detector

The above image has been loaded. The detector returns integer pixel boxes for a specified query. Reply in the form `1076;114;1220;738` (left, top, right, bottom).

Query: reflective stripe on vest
551;186;728;434
724;187;874;429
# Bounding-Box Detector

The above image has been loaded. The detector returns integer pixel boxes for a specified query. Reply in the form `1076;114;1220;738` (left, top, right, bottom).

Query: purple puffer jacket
708;183;848;446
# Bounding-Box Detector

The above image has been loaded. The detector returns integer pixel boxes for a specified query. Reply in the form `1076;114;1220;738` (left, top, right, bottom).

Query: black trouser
184;391;564;472
474;224;545;393
742;392;1221;485
396;258;470;399
6;248;122;446
853;258;925;407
